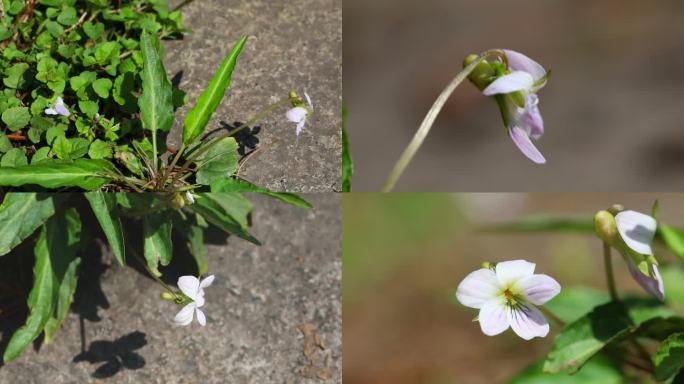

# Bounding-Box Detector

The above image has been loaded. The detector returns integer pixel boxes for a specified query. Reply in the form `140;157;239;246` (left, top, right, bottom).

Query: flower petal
286;107;307;123
296;119;306;136
517;274;561;305
615;210;656;256
54;97;70;116
199;275;215;289
174;303;195;326
521;94;543;139
195;308;207;326
178;276;201;300
194;293;205;307
44;108;59;115
482;71;534;96
304;91;313;109
509;126;546;164
626;258;665;301
495;260;536;287
502;50;547;83
456;268;501;309
508;303;549;340
478;299;510;336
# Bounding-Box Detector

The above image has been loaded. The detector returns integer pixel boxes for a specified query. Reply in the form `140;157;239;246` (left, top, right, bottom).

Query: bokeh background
344;0;684;191
343;193;684;383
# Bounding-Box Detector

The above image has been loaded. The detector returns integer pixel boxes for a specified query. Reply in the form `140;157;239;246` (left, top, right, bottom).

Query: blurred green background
343;193;684;384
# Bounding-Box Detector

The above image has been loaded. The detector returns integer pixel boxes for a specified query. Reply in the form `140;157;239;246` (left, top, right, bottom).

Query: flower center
501;287;520;306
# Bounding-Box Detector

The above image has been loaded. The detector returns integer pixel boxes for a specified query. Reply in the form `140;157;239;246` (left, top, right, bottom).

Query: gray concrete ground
166;0;342;192
0;194;341;383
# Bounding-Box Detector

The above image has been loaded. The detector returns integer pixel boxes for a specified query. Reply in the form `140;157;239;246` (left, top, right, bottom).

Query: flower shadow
72;331;147;379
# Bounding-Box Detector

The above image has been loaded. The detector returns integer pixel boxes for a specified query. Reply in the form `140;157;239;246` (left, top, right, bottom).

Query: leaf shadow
73;331;147;379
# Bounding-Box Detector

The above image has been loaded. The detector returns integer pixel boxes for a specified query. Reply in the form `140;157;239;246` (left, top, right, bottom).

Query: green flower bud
160;291;175;301
594;210;618;245
607;204;625;216
169;193;185;210
463;54;496;91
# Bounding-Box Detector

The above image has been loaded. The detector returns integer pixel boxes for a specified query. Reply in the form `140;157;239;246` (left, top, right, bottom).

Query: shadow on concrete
73;331;147;379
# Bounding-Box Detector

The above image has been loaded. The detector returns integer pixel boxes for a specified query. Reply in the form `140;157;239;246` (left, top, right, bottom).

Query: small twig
64;10;89;34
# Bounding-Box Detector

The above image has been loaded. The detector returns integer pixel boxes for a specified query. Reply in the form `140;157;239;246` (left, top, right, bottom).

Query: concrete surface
345;0;684;191
165;0;342;192
0;194;341;383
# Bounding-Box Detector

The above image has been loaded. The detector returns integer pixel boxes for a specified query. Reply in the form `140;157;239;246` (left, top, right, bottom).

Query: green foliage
138;31;174;139
341;103;352;192
544;298;676;374
0;159;115;189
193;137;239;185
183;36;247;145
654;333;684;381
188;193;260;245
143;211;173;277
3;208;82;363
0;193;58;256
210;177;313;209
509;355;622;384
85;192;125;265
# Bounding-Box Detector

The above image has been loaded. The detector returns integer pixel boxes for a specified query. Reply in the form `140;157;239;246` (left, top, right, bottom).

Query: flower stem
603;242;618;301
380;52;497;192
539;306;565;328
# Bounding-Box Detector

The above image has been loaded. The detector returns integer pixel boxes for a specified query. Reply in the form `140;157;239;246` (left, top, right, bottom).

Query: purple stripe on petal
626;258;665;301
509;126;546;164
479;299;510;336
508;303;549;340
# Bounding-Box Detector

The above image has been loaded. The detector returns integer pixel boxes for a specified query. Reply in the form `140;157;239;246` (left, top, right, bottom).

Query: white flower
456;260;560;340
285;91;313;136
44;96;71;117
173;275;215;326
184;191;195;204
482;50;547;164
614;210;664;301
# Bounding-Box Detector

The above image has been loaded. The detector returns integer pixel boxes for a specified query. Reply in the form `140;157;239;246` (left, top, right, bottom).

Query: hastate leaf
183;36;247;145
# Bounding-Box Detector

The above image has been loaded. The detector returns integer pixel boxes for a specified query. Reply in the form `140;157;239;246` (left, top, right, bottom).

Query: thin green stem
125;238;178;296
603;242;618;301
152;130;158;173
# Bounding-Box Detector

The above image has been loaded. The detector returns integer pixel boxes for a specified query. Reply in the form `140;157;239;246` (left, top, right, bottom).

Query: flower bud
607;204;624;216
160;291;175;301
463;54;495;91
594;210;618;245
169;193;185;210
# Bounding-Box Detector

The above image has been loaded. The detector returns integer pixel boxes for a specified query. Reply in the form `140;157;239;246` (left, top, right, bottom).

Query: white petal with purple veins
521;95;544;139
482;71;534;96
508;303;549;340
626;258;665;301
615;210;656;256
495;260;536;287
518;274;561;305
456;268;501;309
509;126;546;164
479;299;510;336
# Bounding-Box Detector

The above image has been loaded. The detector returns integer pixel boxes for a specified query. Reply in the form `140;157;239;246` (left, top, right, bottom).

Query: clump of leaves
0;0;186;169
0;190;310;363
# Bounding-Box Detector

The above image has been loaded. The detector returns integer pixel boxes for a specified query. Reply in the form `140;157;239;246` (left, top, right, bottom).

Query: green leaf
2;106;31;131
83;21;104;40
660;264;684;310
0;159;115;190
1;148;28;167
43;209;82;344
182;36;247;145
138;31;174;135
210;177;313;209
52;135;72;160
92;78;113;98
544;287;610;324
0;136;12;153
658;224;684;262
57;7;79;25
509;355;622;384
85;192;125;265
143;211;173;277
188;193;260;245
45;20;64;37
3;63;29;89
481;215;595;233
3;209;81;362
654;332;684;381
544;298;675;374
194;137;239;185
78;100;99;119
341;103;352;192
88;139;112;159
0;193;57;257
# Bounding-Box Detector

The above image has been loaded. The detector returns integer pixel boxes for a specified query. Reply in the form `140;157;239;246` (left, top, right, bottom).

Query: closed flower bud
594;210;618;245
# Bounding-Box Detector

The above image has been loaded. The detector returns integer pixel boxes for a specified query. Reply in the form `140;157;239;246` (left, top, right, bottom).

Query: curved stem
539;306;565;328
603;242;618;301
381;54;492;192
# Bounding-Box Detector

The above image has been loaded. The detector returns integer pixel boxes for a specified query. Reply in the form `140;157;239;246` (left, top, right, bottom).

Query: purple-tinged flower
481;50;548;164
44;96;70;117
286;91;313;136
173;275;215;326
456;260;560;340
615;210;664;301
